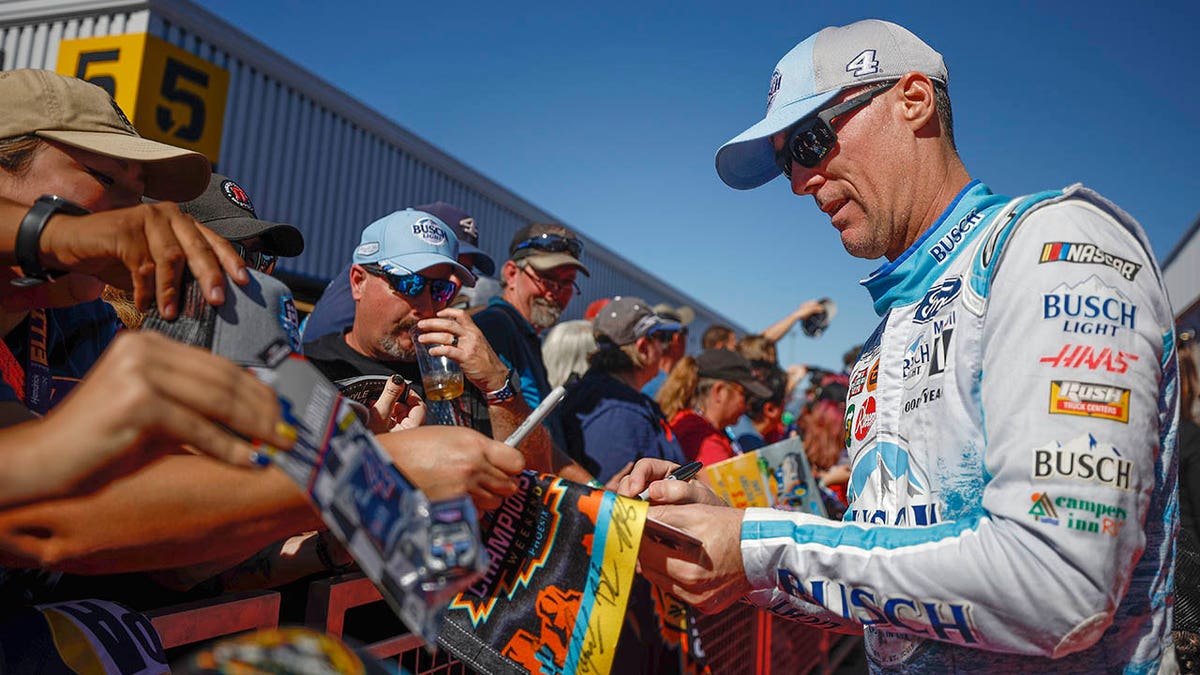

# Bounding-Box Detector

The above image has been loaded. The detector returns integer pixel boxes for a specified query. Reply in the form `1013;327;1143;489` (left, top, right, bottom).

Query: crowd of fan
0;69;862;671
3;63;1196;672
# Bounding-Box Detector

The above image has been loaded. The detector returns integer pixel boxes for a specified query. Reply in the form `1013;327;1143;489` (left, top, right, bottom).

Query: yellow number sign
56;33;229;163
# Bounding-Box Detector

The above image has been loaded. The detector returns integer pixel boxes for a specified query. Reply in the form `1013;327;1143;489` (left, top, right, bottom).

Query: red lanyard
0;335;26;403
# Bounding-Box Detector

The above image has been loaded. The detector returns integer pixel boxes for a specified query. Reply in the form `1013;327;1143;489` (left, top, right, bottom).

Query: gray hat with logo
593;296;681;347
142;269;302;367
716;19;947;190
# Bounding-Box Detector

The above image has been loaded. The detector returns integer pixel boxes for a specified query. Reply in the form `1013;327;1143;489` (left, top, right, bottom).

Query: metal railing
149;571;857;674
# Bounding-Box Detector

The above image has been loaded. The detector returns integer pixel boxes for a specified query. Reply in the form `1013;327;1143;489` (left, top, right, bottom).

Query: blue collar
861;180;1010;315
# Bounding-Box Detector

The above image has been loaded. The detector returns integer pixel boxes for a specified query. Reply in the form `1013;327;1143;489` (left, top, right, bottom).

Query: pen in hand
504;384;568;448
638;460;704;500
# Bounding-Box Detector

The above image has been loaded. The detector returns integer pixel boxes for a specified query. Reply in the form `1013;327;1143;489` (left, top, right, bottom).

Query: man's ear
502;260;520;280
349;264;368;300
635;335;655;361
896;71;937;132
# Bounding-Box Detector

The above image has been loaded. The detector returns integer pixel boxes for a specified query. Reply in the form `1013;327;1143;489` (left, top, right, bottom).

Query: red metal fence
151;572;858;673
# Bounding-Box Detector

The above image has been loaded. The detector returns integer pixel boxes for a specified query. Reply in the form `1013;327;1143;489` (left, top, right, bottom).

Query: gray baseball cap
142;269;302;367
593;296;681;347
716;19;948;190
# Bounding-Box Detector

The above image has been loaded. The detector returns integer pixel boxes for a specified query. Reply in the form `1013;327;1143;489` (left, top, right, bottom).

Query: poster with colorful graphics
705;437;827;517
439;472;647;675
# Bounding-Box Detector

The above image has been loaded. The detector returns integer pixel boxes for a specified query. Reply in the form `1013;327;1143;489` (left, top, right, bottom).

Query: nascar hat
353;209;475;285
0;69;211;201
715;19;947;190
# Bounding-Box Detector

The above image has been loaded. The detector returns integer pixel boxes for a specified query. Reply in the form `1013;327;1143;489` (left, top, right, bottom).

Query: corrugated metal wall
1162;215;1200;328
0;0;743;340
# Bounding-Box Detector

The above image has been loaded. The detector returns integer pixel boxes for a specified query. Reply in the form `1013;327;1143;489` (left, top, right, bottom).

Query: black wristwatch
12;194;90;287
484;369;519;405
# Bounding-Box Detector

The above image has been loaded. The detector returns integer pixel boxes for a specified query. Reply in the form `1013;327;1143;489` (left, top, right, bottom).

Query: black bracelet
12;195;89;287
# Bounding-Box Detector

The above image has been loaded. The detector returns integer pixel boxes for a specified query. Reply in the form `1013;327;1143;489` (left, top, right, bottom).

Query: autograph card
252;347;487;645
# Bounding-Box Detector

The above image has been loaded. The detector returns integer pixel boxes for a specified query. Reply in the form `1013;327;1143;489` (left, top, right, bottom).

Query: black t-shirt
304;332;493;437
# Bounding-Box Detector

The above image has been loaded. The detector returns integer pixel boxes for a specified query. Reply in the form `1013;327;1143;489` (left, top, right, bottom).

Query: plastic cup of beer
410;326;464;401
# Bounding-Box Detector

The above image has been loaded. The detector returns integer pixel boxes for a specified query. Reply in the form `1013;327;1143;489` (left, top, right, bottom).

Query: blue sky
197;0;1199;371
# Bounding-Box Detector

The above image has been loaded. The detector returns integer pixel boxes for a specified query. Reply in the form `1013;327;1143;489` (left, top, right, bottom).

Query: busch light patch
412;218;447;245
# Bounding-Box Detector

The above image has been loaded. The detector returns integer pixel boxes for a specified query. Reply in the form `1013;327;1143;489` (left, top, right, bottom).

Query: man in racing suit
622;19;1178;672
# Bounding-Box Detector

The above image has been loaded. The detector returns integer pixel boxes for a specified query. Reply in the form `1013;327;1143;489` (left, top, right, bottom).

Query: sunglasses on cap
360;264;460;304
774;81;895;179
512;233;584;259
230;241;277;274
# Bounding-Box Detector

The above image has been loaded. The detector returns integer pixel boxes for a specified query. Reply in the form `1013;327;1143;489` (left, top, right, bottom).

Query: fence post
756;609;771;674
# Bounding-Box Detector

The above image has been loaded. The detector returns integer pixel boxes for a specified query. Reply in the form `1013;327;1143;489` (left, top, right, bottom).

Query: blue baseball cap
415;201;496;277
353;209;476;286
715;19;948;190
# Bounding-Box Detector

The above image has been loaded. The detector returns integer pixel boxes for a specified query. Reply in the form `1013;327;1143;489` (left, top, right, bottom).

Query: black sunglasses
361;264;460;304
774;82;895;179
230;241;277;274
512;233;584;259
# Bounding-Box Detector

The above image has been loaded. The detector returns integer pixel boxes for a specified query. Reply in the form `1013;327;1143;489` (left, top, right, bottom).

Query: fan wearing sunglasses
631;18;1178;674
305;209;481;418
304;211;591;484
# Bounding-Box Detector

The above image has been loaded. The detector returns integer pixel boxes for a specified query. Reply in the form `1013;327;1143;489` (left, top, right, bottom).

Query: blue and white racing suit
740;181;1178;672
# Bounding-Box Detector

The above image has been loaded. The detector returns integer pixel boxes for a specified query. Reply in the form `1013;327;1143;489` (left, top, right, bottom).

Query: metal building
0;0;742;339
1163;214;1200;332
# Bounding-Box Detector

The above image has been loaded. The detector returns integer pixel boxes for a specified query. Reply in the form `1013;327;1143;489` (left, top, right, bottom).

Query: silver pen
504;384;568;448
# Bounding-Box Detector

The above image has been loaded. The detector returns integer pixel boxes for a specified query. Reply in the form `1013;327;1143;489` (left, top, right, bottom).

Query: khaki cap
0;69;210;202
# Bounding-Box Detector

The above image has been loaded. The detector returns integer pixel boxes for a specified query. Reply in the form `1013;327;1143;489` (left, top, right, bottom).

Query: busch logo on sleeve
1042;276;1137;338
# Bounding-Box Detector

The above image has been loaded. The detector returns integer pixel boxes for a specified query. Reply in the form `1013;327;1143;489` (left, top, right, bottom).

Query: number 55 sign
56;33;230;163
